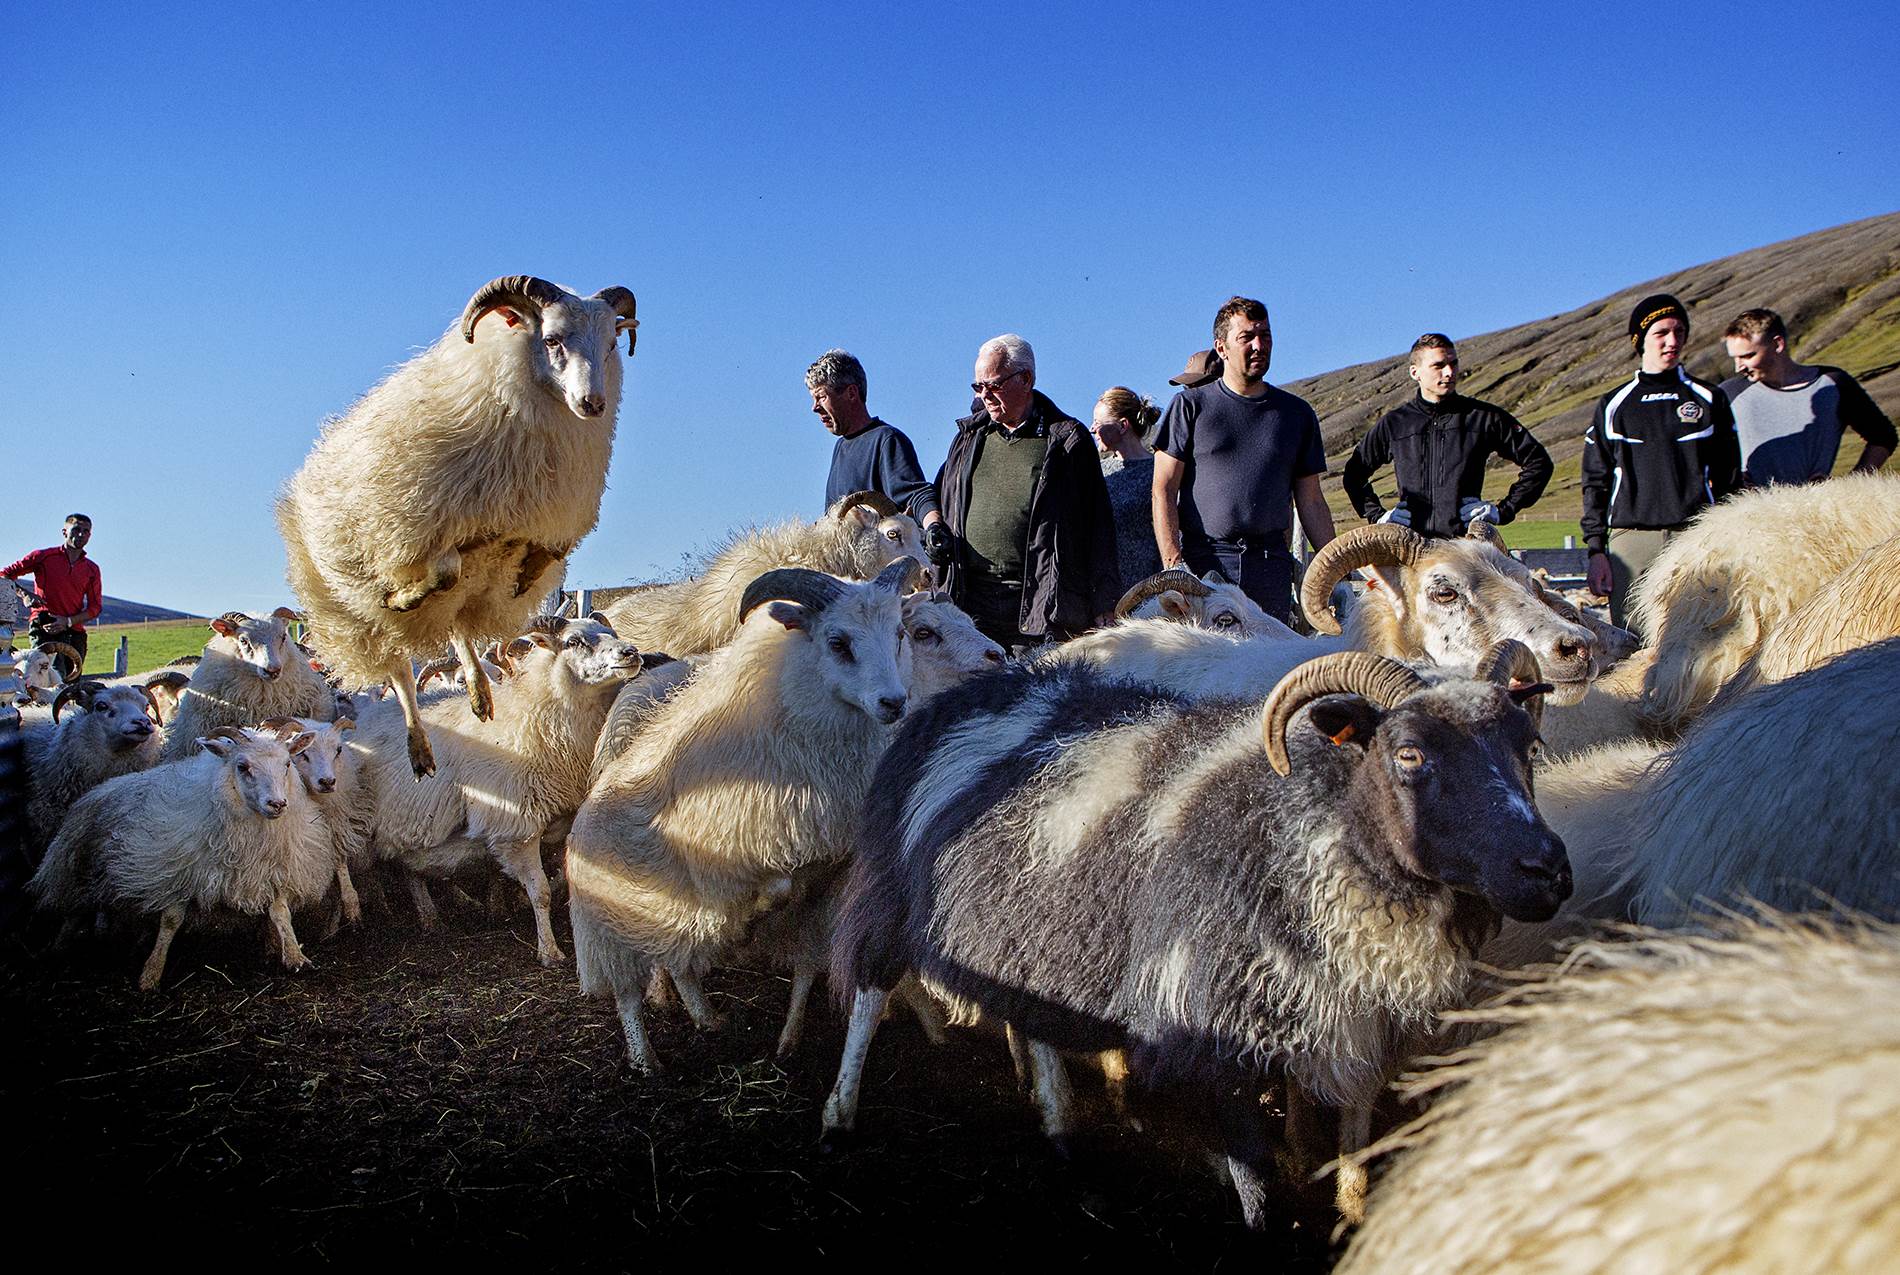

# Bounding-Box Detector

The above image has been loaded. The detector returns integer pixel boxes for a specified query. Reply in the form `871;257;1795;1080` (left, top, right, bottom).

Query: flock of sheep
13;274;1900;1264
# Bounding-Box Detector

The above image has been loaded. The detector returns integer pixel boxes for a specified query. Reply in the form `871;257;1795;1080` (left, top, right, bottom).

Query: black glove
923;521;954;567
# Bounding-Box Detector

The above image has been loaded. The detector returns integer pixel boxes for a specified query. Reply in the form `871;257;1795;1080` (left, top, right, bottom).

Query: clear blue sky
4;2;1895;618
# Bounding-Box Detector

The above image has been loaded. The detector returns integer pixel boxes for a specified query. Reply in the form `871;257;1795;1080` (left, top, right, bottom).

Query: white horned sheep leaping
277;275;639;777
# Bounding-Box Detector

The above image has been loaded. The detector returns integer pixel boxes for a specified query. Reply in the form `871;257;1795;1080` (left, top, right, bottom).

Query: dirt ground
3;893;1338;1268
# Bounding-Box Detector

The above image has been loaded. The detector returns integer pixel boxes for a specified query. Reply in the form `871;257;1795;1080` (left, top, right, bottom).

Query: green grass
79;618;210;677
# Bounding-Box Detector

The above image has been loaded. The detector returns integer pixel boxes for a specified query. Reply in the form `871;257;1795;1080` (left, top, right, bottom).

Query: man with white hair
929;334;1119;650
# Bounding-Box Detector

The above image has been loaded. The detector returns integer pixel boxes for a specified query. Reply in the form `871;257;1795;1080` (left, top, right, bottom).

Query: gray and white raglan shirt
1580;367;1741;554
1719;366;1896;486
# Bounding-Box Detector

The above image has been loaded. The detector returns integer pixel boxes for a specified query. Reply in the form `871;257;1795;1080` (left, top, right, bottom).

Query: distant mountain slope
1292;211;1900;519
95;596;197;624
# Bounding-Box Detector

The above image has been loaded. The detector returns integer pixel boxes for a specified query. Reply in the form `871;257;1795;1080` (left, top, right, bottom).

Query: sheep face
282;718;354;796
1308;682;1571;923
61;684;159;753
902;592;1004;701
520;296;628;421
200;730;311;820
207;610;298;682
19;648;65;700
1374;544;1600;705
524;616;645;687
770;589;912;725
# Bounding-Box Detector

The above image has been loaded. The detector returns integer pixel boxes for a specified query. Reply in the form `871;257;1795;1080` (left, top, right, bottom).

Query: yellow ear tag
1327;723;1357;747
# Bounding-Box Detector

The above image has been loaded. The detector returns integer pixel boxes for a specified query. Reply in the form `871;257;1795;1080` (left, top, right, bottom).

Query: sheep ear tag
1328;723;1357;746
499;308;524;328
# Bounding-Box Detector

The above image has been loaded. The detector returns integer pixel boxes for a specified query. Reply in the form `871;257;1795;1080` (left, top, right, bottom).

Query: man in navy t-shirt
808;349;940;524
1153;297;1334;622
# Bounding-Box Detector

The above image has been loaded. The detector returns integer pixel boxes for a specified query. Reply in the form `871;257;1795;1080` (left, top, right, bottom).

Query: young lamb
17;640;84;705
261;714;368;928
161;608;337;759
357;613;645;964
278;275;639;777
821;642;1568;1227
1339;914;1900;1274
31;726;331;990
598;491;927;657
567;558;920;1073
22;678;168;854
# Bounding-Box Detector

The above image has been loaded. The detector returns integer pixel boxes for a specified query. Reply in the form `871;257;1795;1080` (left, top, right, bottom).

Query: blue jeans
1183;533;1295;623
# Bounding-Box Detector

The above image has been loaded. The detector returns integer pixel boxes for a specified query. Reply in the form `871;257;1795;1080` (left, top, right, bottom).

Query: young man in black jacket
1342;334;1552;538
1580;293;1741;631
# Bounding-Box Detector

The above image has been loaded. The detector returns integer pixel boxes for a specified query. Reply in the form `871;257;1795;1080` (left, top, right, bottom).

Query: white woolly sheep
1715;530;1900;704
567;558;920;1073
16;640;84;705
31;725;331;990
1631;469;1900;729
1339;914;1900;1275
599;490;927;657
277;275;639;776
260;714;368;929
357;614;645;964
161;608;337;760
1111;568;1295;639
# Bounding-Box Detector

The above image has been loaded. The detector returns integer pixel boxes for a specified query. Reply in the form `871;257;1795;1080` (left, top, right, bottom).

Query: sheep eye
237;761;251;774
913;626;937;643
827;635;854;662
543;335;563;349
1395;746;1424;769
566;637;586;649
1427;586;1458;606
885;530;900;540
1214;612;1239;629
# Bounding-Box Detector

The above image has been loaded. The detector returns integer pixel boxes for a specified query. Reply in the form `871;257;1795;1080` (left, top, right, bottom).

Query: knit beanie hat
1628;293;1688;352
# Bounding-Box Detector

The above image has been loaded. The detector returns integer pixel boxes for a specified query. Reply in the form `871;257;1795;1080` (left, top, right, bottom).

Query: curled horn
1300;525;1431;636
256;715;304;738
212;610;252;633
1114;568;1214;620
137;685;164;724
51;679;103;722
206;726;253;745
521;615;568;636
873;556;922;594
1260;652;1429;776
143;668;191;692
835;490;901;520
415;656;462;692
738;569;846;623
1476;638;1554;726
460;275;569;343
35;640;84;672
592;286;639;355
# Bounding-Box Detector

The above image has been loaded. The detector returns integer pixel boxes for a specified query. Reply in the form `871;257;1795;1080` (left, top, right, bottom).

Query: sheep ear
528;631;558;650
1365;564;1408;617
848;505;879;530
199;736;234;758
496;306;525;329
334;717;356;733
209;617;238;637
1305;698;1384;755
1157;591;1192;620
765;601;809;631
288;732;316;755
589;609;611;626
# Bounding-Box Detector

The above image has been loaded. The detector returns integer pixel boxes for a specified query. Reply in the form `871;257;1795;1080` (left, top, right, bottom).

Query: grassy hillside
79;618;209;677
1301;210;1900;528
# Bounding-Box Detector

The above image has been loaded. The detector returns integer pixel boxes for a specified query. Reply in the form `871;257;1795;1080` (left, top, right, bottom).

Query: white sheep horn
460;275;567;343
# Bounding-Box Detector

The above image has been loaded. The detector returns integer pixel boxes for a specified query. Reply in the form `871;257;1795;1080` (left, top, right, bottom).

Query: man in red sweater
4;513;103;679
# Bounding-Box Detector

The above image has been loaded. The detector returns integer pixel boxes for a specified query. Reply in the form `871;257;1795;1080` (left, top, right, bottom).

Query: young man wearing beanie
1580;294;1741;631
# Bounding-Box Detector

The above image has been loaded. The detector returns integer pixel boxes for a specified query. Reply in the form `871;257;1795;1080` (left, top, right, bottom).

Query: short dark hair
805;349;867;400
1724;308;1788;346
1213;296;1269;344
1409;333;1455;359
64;513;92;527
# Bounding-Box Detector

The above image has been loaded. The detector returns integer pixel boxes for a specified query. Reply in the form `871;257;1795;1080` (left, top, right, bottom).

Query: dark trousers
29;616;88;679
1184;533;1296;624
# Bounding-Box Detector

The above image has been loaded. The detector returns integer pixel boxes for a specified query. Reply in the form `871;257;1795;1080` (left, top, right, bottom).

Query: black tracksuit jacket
1342;392;1552;538
1579;367;1741;553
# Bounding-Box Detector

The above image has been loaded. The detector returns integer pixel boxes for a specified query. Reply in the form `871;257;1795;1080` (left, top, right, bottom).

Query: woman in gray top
1091;386;1164;587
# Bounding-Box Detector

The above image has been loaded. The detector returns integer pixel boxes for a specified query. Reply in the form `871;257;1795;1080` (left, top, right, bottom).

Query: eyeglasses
971;369;1028;397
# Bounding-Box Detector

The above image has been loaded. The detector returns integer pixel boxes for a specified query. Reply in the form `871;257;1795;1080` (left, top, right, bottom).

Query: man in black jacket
1580;293;1741;631
927;333;1120;650
1342;334;1552;538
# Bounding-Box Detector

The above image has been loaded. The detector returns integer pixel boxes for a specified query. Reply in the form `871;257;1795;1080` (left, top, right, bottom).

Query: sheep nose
266;797;287;815
1516;852;1574;900
877;695;907;723
1553;637;1587;665
263;667;282;680
579;394;606;416
317;778;336;793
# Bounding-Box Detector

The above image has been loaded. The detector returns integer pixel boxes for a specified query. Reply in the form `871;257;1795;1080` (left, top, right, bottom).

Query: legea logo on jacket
1677;401;1705;423
1640;392;1680;403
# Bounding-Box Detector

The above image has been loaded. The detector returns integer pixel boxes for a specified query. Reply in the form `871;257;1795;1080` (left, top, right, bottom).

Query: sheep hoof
136;971;162;994
537;942;567;967
466;676;494;721
407;732;437;778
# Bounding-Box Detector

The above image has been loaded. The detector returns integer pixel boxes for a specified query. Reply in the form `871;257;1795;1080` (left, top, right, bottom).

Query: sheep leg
776;964;819;1058
1334;1102;1374;1226
406;871;442;928
1100;1049;1141;1129
669;968;724;1031
334;856;362;926
268;895;310;971
495;839;564;965
1216;1086;1276;1232
137;904;187;993
895;975;947;1045
513;542;566;599
614;990;661;1075
388;668;435;778
1027;1040;1077;1156
383;546;463;613
1005;1021;1034;1091
450;634;494;722
820;985;890;1147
